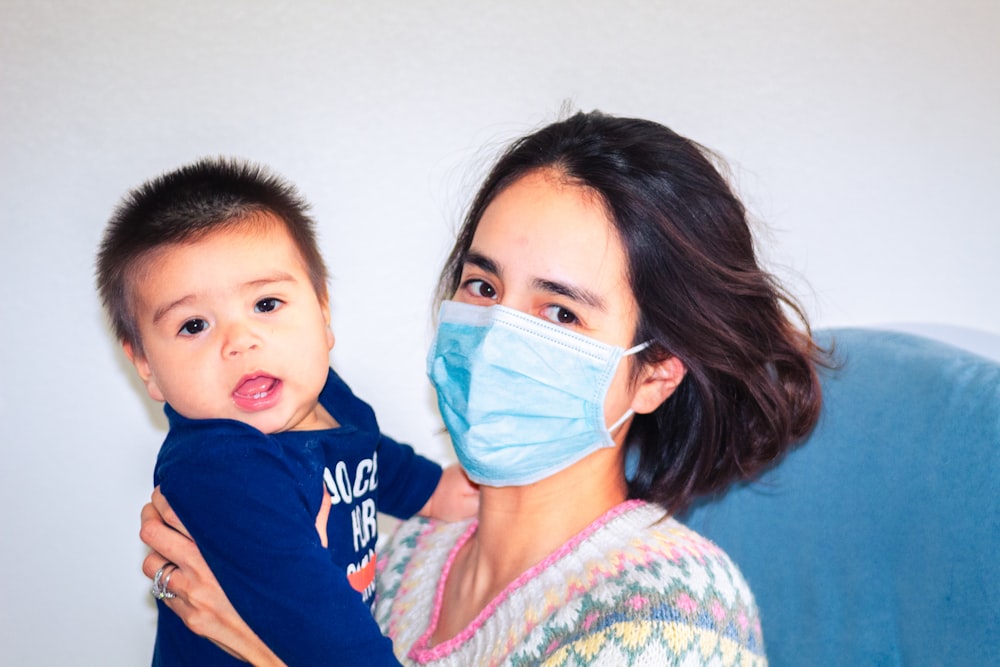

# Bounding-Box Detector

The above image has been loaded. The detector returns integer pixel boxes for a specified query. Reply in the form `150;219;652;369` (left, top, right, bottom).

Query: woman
142;110;824;665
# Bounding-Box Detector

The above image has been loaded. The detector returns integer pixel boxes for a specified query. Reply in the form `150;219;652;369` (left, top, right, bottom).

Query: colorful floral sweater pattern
375;500;766;666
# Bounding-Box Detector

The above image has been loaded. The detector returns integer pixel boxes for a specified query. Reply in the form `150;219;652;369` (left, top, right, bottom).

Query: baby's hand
418;464;479;522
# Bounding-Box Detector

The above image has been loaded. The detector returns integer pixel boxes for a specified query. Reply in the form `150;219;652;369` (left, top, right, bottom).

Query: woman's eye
543;305;579;325
255;298;283;313
464;279;497;300
179;319;208;336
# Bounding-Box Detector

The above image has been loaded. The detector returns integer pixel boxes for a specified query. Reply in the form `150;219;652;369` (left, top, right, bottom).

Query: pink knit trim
408;499;645;663
407;519;478;661
383;518;462;642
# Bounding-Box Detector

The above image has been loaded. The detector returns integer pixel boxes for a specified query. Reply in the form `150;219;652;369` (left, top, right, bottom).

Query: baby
96;158;476;666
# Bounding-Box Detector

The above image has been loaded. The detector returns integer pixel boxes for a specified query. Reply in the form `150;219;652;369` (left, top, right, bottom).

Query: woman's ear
123;341;166;403
631;355;686;414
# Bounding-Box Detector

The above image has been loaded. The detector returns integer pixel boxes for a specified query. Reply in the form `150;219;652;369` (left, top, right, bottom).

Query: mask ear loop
608;408;635;434
625;341;651;356
606;341;652;435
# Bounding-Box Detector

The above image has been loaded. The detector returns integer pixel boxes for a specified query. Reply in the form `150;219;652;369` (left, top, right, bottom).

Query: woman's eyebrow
465;250;604;309
533;278;606;311
464;251;501;277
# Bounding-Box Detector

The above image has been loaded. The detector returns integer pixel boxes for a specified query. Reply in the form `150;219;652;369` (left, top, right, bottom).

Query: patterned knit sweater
375;500;765;666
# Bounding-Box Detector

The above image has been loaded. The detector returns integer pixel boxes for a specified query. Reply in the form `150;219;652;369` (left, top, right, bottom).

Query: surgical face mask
427;300;648;487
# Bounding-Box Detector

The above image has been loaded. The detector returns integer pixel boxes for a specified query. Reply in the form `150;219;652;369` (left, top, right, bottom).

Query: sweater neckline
409;498;648;662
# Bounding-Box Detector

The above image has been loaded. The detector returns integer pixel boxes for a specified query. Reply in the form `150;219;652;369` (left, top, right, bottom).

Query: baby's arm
315;370;478;522
417;464;479;521
375;434;478;522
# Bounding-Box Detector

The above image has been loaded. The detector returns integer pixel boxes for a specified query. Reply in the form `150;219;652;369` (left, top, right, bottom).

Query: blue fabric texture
680;328;1000;666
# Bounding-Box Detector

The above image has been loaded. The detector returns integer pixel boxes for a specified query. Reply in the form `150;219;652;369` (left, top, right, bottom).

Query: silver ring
151;562;178;600
162;566;178;598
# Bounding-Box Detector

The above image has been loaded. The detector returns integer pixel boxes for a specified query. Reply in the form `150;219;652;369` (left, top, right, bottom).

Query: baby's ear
319;294;335;351
631;355;686;415
122;341;165;403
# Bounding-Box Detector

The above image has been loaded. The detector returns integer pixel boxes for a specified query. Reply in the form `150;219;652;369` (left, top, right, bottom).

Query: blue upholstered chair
680;328;1000;666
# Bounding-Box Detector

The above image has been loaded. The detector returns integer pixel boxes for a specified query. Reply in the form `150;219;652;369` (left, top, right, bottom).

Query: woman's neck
430;449;628;645
477;475;626;575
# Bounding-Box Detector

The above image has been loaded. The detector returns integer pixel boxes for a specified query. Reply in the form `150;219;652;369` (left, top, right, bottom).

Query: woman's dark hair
96;157;328;356
438;110;825;514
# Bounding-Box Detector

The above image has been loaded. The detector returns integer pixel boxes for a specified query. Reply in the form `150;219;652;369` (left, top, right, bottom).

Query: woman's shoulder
609;501;755;589
560;500;759;606
511;501;767;665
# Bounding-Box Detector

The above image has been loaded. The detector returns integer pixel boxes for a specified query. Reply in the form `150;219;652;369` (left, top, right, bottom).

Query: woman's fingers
151;486;191;538
140;494;198;568
141;503;171;576
139;491;198;608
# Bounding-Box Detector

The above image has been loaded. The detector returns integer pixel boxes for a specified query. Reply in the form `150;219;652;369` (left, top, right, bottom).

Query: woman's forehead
475;171;618;253
470;171;632;304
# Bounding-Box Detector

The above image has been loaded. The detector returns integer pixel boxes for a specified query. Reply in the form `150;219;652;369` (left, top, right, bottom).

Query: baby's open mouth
232;375;282;411
234;375;278;399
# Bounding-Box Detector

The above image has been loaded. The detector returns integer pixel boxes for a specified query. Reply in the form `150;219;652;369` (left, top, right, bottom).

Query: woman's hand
417;464;480;522
140;487;286;666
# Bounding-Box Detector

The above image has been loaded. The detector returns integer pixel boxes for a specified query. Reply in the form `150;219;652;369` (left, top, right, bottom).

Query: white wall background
1;1;997;664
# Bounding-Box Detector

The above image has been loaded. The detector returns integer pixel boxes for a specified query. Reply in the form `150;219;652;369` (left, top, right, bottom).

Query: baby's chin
243;404;333;435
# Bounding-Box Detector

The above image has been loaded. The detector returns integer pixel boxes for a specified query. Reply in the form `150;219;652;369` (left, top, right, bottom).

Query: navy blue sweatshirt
152;368;441;666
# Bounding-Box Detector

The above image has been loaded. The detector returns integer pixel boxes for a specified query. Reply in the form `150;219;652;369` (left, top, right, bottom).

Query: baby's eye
255;298;283;313
179;319;208;336
542;305;579;326
463;279;497;301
